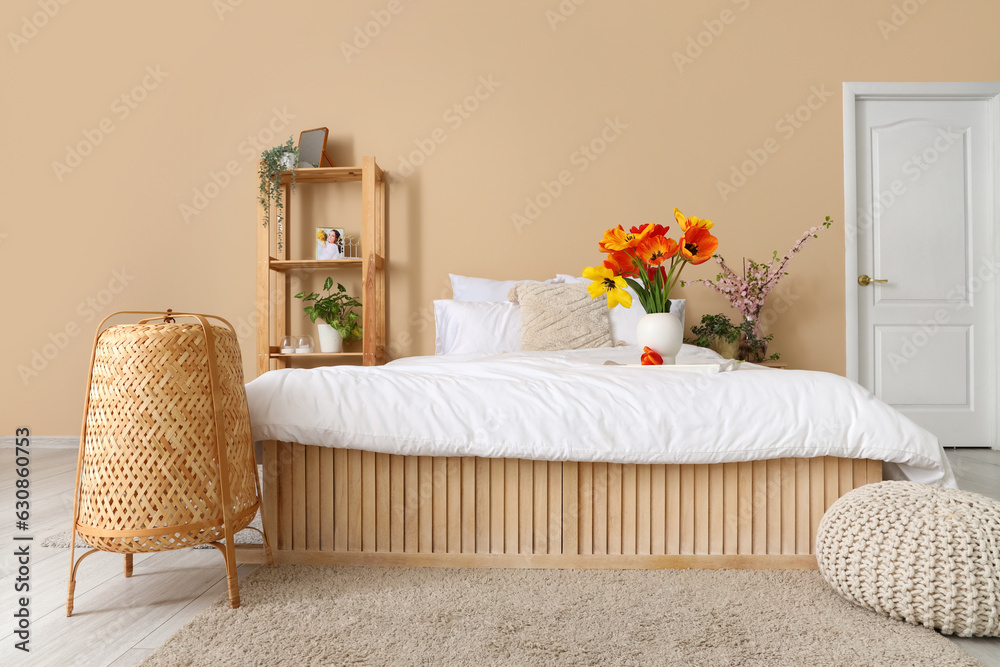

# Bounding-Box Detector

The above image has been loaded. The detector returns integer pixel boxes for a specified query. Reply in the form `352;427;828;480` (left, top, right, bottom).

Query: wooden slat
418;457;432;553
680;465;695;555
279;442;293;551
593;463;609;555
519;460;533;555
796;459;810;555
490;459;504;554
839;458;853;496
504;459;519;554
347;450;362;552
824;456;839;510
362;451;376;552
475;458;490;554
532;460;548;555
751;460;766;555
780;458;795;555
333;448;348;551
724;462;738;555
809;458;825;550
767;459;781;555
433;458;447;553
447;458;461;554
867;459;882;483
461;457;475;554
649;465;665;555
578;462;593;555
607;464;622;555
404;456;418;553
694;464;709;555
375;453;390;552
709;464;724;554
390;455;404;552
854;459;867;487
563;462;579;555
666;465;680;555
262;441;279;555
548;462;561;555
737;462;752;555
305;445;320;551
622;464;637;555
292;443;306;550
636;465;651;555
319;447;334;552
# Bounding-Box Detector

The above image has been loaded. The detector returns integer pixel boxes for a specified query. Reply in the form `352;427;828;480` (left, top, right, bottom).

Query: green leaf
324;277;334;291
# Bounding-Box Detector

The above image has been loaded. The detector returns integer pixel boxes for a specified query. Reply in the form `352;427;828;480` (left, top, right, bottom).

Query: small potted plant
687;313;740;359
294;277;363;353
258;137;299;251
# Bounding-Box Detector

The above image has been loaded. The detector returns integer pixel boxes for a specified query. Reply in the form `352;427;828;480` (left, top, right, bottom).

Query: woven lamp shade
67;311;273;616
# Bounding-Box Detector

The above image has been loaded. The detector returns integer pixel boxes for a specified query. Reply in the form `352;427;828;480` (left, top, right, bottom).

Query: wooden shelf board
279;167;365;184
269;352;364;360
269;258;362;271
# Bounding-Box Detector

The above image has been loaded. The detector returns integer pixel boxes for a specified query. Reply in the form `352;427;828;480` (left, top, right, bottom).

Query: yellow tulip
582;265;633;309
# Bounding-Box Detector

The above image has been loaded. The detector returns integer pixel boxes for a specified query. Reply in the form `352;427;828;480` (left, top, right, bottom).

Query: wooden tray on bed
237;442;882;569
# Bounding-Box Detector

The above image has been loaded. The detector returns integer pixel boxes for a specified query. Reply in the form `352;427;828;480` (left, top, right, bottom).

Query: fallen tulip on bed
584;210;720;364
641;346;663;365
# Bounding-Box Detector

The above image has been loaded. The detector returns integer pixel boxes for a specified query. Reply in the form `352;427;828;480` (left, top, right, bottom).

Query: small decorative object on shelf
296;335;314;353
583;208;720;364
344;235;360;258
280;335;296;354
686;216;831;363
316;227;344;260
295;277;363;353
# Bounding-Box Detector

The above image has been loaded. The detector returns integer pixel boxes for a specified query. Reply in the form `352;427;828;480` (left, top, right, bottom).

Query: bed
241;344;955;569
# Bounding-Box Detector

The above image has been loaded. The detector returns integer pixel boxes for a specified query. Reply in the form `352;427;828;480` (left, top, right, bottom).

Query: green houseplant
258;137;299;252
686;313;779;362
295;277;362;353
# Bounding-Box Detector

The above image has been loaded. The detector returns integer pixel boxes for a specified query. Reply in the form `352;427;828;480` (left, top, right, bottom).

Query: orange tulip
605;250;643;277
630;223;670;238
600;224;654;253
679;226;719;265
641;346;663;365
636;235;679;266
674;208;714;232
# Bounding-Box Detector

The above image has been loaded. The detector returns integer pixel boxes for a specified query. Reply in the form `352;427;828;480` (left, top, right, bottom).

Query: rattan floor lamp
67;311;274;616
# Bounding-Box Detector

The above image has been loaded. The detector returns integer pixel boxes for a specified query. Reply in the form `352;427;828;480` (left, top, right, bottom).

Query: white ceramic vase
279;152;298;170
635;312;683;364
316;323;343;353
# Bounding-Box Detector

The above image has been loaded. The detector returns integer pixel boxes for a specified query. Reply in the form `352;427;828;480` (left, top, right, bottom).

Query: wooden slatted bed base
237;441;882;570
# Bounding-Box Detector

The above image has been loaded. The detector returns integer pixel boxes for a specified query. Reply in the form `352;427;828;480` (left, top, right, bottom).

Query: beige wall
3;0;998;435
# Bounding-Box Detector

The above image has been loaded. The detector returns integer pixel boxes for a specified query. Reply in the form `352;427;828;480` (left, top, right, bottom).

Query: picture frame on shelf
316;227;344;260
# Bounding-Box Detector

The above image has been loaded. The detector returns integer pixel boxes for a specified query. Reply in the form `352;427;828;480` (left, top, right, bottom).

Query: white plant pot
635;312;683;364
279;152;298;170
316;324;343;353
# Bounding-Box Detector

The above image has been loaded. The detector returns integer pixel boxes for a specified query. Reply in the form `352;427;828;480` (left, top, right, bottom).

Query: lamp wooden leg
66;548;98;617
224;540;240;608
124;553;133;578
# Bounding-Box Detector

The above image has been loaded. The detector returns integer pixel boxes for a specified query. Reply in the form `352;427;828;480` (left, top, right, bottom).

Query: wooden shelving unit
256;157;386;377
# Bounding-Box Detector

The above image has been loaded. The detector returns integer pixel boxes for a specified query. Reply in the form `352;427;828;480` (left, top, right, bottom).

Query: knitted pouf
816;481;1000;637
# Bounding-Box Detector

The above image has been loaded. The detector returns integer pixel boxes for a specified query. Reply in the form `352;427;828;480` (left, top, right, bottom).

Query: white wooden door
846;83;999;448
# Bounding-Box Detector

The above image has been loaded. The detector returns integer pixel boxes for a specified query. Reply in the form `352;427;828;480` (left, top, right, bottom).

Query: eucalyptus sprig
258;137;299;250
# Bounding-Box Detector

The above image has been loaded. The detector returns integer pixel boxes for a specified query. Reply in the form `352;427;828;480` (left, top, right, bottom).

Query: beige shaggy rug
140;566;980;667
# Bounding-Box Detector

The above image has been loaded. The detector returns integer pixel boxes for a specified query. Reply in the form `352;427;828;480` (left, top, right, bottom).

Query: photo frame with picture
316;227;344;260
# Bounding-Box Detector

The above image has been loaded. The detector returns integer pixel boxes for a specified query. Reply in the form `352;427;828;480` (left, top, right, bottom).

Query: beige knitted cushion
508;283;612;351
816;481;1000;637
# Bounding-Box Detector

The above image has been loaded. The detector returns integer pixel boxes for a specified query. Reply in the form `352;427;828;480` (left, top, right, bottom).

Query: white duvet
245;345;956;486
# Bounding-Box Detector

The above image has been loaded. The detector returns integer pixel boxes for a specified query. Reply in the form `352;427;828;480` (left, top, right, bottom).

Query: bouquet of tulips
583;208;719;313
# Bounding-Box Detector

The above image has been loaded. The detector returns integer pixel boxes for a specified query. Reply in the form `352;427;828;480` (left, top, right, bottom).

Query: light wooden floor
1;448;997;666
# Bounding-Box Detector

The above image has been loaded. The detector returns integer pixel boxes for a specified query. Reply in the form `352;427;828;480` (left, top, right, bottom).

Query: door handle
858;275;888;287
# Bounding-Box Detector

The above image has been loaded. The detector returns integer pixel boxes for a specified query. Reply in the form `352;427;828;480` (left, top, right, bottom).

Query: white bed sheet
245;345;956;487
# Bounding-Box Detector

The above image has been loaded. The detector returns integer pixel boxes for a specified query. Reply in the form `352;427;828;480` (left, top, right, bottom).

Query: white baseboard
0;436;78;449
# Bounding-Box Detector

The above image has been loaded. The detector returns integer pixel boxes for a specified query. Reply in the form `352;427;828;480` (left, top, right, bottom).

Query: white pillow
434;300;521;355
555;274;685;346
450;274;563;302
